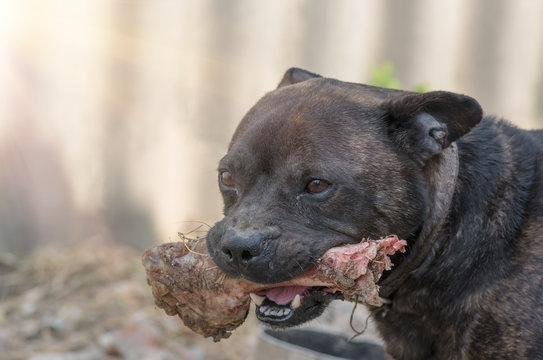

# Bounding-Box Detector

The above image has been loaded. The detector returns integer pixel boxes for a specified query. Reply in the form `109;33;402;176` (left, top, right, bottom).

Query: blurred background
1;0;543;255
1;0;542;358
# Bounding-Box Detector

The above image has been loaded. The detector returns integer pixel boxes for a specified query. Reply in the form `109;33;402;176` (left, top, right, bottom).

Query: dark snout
210;225;281;282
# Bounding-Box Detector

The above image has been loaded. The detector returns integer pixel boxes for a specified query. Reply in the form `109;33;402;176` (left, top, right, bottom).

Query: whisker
183;224;204;236
294;259;305;272
180;238;208;256
176;220;213;229
177;227;210;256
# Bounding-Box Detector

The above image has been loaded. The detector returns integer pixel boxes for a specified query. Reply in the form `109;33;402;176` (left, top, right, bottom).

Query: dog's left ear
383;91;483;166
277;68;321;88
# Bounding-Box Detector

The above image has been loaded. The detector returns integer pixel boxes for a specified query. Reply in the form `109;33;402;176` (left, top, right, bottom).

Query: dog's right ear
277;68;321;88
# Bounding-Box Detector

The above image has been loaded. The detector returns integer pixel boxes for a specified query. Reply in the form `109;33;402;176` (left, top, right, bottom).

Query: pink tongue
265;286;309;305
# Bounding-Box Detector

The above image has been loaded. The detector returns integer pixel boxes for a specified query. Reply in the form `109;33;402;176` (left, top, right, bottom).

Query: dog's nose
220;227;279;269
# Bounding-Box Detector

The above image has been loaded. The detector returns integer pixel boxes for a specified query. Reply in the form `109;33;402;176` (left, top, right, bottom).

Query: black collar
377;143;459;302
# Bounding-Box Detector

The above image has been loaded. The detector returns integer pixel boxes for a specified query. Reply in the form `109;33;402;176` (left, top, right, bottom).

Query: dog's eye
220;171;235;188
306;179;330;194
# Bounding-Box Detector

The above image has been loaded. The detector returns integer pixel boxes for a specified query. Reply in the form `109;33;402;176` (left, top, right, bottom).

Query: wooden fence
1;0;542;253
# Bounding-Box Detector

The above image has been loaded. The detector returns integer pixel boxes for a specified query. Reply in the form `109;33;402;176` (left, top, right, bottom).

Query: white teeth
291;294;301;309
250;293;265;306
258;305;292;318
284;308;292;316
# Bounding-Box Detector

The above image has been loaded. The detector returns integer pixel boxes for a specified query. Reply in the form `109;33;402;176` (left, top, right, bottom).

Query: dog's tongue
264;286;308;305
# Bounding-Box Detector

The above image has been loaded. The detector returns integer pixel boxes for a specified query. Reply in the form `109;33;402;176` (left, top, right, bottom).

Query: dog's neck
378;143;459;300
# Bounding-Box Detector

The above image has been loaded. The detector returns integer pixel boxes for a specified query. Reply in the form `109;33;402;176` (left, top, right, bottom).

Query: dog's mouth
251;286;344;327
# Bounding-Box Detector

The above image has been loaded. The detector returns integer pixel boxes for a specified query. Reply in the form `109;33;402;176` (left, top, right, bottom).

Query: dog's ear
277;68;321;88
382;91;483;167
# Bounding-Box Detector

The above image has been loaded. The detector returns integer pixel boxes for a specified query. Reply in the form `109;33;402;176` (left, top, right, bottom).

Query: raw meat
142;235;406;341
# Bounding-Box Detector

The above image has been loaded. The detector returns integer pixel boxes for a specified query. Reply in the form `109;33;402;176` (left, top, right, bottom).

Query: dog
206;68;543;359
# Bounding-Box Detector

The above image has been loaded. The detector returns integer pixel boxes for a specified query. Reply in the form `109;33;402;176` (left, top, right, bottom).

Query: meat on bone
142;235;406;341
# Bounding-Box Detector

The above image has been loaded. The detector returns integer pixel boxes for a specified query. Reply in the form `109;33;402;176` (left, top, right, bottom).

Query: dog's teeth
291;294;301;309
250;293;265;306
284;308;292;316
258;304;292;318
261;306;273;316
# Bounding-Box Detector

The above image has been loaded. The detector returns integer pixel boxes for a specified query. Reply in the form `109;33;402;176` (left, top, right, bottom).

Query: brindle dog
206;68;543;359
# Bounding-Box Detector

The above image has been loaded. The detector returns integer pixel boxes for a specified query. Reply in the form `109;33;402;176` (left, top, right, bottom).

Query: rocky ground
0;237;383;360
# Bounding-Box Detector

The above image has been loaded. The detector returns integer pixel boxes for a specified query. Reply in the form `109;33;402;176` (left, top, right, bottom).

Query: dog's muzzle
212;226;281;281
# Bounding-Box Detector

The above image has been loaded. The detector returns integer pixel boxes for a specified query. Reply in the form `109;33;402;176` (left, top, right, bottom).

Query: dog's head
206;68;482;327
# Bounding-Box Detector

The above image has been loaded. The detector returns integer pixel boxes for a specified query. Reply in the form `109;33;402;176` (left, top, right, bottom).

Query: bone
142;235;406;341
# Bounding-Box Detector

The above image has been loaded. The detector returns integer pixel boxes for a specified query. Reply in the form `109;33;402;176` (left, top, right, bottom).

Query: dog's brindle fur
206;68;543;359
